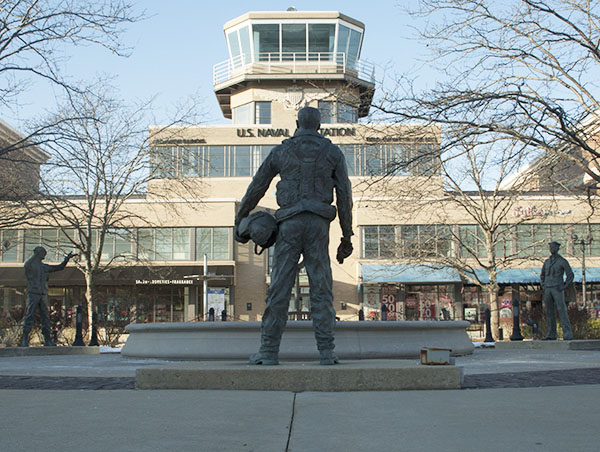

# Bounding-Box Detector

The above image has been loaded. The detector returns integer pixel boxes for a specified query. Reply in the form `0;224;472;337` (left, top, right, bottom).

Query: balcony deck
213;52;376;118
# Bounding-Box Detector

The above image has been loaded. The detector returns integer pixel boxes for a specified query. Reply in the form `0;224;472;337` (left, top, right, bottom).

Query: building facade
1;9;599;336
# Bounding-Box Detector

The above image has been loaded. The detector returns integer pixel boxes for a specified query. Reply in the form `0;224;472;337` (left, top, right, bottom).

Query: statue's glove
336;237;353;264
64;252;76;262
234;215;246;243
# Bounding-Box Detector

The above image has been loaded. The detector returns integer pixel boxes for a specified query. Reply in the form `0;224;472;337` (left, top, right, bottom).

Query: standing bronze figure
540;241;574;341
22;246;75;346
235;106;353;365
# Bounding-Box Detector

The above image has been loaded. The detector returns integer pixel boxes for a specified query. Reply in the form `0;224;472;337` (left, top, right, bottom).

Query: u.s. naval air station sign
237;127;356;138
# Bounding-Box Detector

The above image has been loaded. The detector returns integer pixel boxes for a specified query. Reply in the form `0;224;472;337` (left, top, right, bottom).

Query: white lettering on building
512;205;572;217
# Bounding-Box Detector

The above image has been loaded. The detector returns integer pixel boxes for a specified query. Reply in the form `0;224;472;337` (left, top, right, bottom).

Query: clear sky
1;1;428;130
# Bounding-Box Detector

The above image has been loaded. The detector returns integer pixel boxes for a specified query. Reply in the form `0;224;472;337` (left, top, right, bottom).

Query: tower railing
213;52;375;86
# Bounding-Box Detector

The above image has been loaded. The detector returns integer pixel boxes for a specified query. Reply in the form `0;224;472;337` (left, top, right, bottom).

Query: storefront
0;264;235;327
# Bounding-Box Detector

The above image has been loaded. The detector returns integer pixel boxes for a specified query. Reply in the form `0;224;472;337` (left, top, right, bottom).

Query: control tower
213;9;375;127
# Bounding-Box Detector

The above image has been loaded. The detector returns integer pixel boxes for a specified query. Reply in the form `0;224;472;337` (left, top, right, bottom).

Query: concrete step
135;359;463;391
0;346;100;357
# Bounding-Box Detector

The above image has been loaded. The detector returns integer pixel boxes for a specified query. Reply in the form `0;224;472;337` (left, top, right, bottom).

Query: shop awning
464;268;541;285
361;264;462;284
361;265;600;285
464;267;600;284
572;267;600;283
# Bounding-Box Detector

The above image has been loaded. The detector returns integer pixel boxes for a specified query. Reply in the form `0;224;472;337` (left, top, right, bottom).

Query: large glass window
233;102;271;125
255;101;271;124
388;144;411;175
340;145;357;176
362;225;396;258
590;225;600;256
180;146;200;178
207;146;226;177
239;25;251;63
253;24;279;60
227;30;241;61
195;227;231;260
137;228;191;261
101;229;132;261
318;101;334;124
337;103;357;123
233;103;253;124
337;24;362;66
282;24;306;59
515;225;533;257
364;145;383;176
347;28;362;66
317;100;357;123
309;24;335;58
152;143;440;179
232;145;252;177
459;225;485;259
21;229;73;262
0;230;18;262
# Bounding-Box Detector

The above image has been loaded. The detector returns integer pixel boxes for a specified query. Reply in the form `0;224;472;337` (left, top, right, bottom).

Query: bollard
381;304;387;321
88;311;99;346
484;308;495;343
221;309;227;321
72;305;85;346
358;309;364;321
208;307;215;321
510;298;524;341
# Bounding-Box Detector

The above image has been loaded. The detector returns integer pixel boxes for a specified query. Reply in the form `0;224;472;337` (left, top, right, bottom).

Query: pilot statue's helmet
237;211;278;254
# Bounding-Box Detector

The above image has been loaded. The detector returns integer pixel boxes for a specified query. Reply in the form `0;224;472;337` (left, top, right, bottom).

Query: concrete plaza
0;344;598;452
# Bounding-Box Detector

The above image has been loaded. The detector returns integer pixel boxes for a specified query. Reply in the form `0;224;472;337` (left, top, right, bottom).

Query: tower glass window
308;24;335;59
282;24;306;59
233;103;253;124
227;30;241;61
255;101;271;124
253;24;279;60
318;101;334;123
337;24;362;67
239;26;251;63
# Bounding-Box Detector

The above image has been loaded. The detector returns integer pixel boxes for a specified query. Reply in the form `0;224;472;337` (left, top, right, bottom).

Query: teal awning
465;267;600;284
464;268;540;285
573;267;600;283
361;264;462;284
362;265;600;285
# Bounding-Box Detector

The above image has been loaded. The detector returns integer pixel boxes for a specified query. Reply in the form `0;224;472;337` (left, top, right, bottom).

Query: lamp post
572;233;593;310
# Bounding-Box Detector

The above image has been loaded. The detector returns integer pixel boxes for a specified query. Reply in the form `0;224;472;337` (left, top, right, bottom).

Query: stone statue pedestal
122;320;474;360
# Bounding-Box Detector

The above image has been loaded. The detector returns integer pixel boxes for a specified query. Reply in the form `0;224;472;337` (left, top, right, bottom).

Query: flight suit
235;128;353;358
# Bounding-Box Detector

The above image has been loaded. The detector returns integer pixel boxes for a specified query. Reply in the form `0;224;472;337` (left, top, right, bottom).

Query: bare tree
364;136;571;337
0;0;143;232
0;0;141;116
376;0;600;186
27;83;200;339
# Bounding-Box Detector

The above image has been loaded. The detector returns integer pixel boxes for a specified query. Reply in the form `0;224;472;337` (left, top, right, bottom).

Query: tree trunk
84;270;95;342
489;290;500;341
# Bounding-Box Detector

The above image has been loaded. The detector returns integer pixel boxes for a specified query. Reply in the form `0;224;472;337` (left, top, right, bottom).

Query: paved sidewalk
1;346;599;389
0;346;598;452
0;385;597;452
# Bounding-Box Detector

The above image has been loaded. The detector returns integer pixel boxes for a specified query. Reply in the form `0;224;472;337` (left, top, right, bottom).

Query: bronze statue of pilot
235;106;353;365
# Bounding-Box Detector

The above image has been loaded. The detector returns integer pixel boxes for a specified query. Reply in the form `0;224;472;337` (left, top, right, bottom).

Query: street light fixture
571;232;593;310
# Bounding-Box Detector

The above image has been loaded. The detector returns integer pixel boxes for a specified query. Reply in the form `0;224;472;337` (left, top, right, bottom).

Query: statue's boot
248;351;279;365
319;349;339;365
21;329;30;347
43;333;56;347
